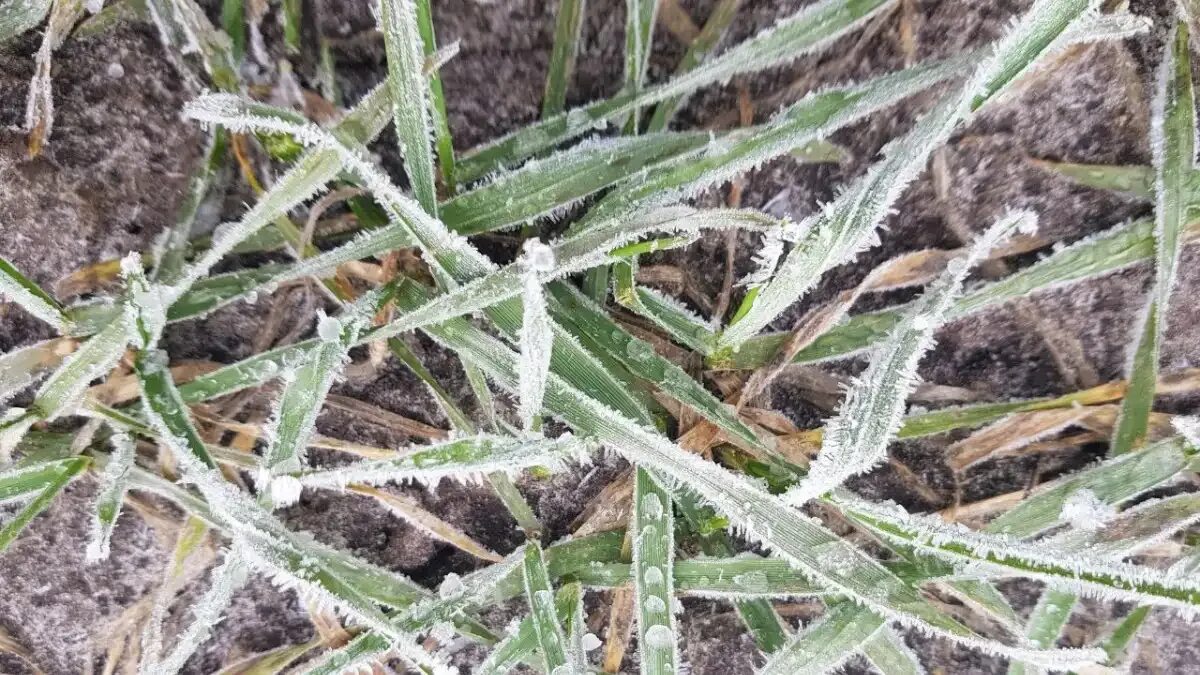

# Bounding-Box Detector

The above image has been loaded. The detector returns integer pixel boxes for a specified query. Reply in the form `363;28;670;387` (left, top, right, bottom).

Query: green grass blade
134;361;454;674
295;434;591;490
760;602;885;675
862;627;926;675
220;0;244;62
548;282;765;453
0;255;70;332
1031;159;1154;197
633;468;678;675
672;486;791;652
456;0;894;181
987;436;1193;538
185;94;654;424
839;496;1200;613
720;0;1098;349
175;82;393;295
1098;604;1150;667
85;431;135;562
378;0;439;214
153;127;228;284
478;581;581;675
623;0;658;131
442;132;709;235
259;305;372;504
0;456;88;552
613;260;718;353
1006;590;1076;675
524;540;572;674
785;212;1034;506
415;0;457;194
569;556;823;598
1112;20;1194;456
647;0;741;132
519;242;555;431
576;54;970;240
1048;492;1200;559
543;0;587;117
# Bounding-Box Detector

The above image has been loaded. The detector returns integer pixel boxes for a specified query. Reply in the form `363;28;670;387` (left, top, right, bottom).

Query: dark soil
1;0;1199;673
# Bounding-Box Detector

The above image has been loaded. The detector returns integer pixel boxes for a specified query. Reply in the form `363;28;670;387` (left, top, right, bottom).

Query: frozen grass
1;0;1198;673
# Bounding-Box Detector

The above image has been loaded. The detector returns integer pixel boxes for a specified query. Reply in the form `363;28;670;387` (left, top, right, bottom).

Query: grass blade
623;0;658;130
839;496;1200;613
0;255;70;332
1112;19;1194;456
548;282;766;453
646;0;741;132
543;0;587;117
519;242;555;432
1006;590;1076;675
294;434;592;490
785;212;1034;506
0;455;89;552
1;0;52;43
259;305;372;505
85;430;135;562
633;468;678;675
760;602;885;675
987;436;1193;538
415;0;457;193
862;627;926;675
524;541;572;674
378;0;439;214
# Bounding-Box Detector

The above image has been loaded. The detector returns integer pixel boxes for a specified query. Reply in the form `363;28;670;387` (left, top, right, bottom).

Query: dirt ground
2;0;1199;673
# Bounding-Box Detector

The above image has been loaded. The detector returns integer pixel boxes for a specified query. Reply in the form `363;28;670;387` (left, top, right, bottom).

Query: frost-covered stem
785;211;1036;506
86;431;136;562
632;468;679;675
1112;19;1194;456
378;0;439;215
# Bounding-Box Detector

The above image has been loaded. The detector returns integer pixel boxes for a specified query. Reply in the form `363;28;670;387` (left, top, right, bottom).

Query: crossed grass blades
1;0;1198;673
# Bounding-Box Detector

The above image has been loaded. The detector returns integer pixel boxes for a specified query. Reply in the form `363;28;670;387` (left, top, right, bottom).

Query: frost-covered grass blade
85;430;135;562
1112;19;1194;456
632;468;678;675
0;255;70;332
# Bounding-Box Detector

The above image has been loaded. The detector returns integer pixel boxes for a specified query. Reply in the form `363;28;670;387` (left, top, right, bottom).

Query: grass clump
1;0;1198;673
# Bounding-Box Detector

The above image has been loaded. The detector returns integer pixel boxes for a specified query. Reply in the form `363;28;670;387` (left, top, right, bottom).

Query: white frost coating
720;0;1122;348
141;548;250;675
268;475;304;507
738;227;784;289
438;572;465;598
1058;488;1115;532
632;469;678;675
518;240;555;432
581;633;602;651
838;495;1200;614
644;624;674;650
86;431;136;562
1175;416;1200;448
86;0;103;13
0;257;68;332
785;211;1037;507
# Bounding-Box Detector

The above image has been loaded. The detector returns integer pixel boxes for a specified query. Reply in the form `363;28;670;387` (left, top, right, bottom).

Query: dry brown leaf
89;361;221;406
349;485;503;562
949;406;1100;471
324;394;448;441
